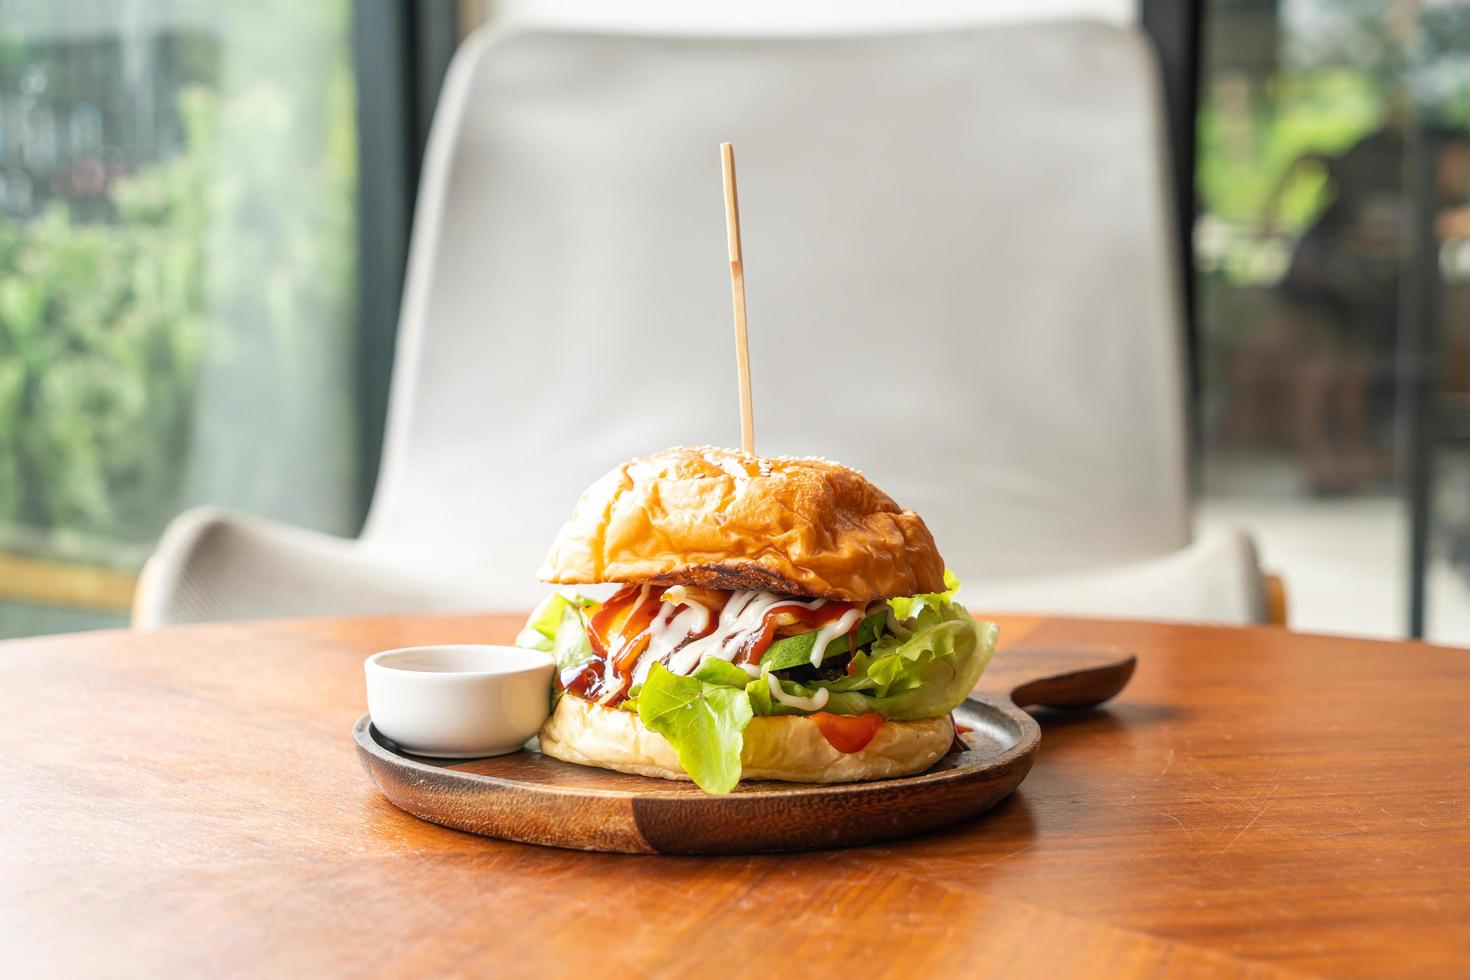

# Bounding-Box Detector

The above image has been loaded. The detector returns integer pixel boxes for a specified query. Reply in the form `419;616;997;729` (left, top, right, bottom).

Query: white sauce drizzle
631;600;712;687
601;588;871;696
767;673;830;711
640;590;831;680
597;584;651;704
884;606;914;639
806;608;864;667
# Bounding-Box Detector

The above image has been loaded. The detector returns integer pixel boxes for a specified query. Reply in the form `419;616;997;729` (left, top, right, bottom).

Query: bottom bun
538;693;954;784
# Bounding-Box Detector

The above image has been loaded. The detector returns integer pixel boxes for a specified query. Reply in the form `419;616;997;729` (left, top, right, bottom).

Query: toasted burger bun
539;694;954;784
538;446;945;601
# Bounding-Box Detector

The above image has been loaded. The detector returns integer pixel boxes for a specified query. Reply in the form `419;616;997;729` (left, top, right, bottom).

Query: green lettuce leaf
750;600;996;721
637;663;754;794
849;604;997;720
746;665;874;717
745;674;773;714
693;658;754;688
552;602;595;673
887;568;961;623
514;593;570;652
517;593;596;672
518;594;595;712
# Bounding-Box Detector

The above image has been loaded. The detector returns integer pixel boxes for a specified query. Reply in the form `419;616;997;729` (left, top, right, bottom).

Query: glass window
1196;0;1470;642
0;1;359;637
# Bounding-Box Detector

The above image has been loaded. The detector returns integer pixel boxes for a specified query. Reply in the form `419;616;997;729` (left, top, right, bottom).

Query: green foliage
0;1;356;567
0;158;209;558
1197;69;1385;231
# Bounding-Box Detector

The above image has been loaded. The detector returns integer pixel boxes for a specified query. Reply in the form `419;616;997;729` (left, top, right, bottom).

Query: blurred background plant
0;0;357;632
1195;0;1470;441
1192;0;1470;640
0;93;208;566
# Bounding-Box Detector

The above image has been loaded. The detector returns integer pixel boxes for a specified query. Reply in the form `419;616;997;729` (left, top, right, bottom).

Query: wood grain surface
2;613;1468;978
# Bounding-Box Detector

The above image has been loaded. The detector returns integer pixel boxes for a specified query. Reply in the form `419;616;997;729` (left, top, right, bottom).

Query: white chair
135;21;1268;628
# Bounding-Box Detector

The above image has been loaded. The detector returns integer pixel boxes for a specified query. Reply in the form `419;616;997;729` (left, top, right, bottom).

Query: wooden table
3;614;1468;978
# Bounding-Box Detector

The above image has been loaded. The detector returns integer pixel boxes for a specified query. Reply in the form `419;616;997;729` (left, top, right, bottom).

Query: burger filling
517;571;996;794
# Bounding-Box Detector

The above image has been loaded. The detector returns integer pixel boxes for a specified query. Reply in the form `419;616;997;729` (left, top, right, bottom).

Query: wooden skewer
721;142;755;456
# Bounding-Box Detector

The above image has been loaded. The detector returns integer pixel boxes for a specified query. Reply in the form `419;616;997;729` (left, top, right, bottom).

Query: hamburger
516;446;997;794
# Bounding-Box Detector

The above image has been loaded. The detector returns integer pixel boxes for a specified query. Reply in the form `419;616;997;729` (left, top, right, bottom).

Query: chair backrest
362;22;1191;609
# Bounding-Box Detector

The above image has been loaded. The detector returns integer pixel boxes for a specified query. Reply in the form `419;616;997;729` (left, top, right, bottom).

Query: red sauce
563;590;867;707
566;585;671;703
586;585;661;657
728;599;862;665
811;711;885;753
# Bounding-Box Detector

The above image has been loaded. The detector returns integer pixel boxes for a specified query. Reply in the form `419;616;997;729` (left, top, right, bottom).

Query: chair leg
1263;573;1288;626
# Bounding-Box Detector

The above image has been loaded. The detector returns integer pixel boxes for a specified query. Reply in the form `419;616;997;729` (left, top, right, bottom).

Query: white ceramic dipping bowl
364;645;554;758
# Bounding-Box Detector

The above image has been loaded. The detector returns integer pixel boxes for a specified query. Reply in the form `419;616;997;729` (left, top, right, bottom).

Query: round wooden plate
355;646;1135;854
